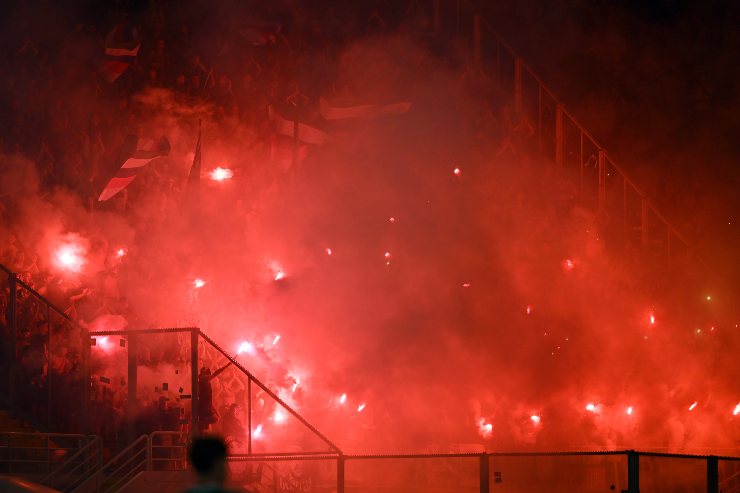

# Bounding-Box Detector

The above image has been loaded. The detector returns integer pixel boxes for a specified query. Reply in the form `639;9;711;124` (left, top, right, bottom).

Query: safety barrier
430;0;690;259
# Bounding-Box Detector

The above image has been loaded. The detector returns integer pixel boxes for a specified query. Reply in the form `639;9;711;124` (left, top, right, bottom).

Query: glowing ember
237;341;255;355
706;295;712;301
55;244;86;272
253;424;263;438
272;335;281;345
384;252;392;265
272;408;287;423
389;217;396;223
274;270;286;281
530;415;541;424
649;313;655;325
734;403;740;416
193;278;206;289
453;167;462;177
357;403;366;412
563;259;575;271
339;393;347;405
525;304;533;315
689;401;698;411
94;336;111;350
626;406;633;416
477;418;493;439
462;282;471;288
326;248;333;256
585;403;597;412
116;248;126;257
209;167;234;181
291;379;300;392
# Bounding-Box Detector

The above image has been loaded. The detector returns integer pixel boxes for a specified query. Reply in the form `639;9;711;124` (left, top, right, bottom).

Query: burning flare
55;243;86;272
209;167;234;181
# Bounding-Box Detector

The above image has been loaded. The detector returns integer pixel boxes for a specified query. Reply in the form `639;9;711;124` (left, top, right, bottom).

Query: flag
269;106;329;145
271;135;308;172
99;22;142;83
188;123;202;187
319;97;412;120
98;135;170;201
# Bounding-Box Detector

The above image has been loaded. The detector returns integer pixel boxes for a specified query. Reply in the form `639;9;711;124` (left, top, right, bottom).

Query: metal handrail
41;435;103;491
70;434;149;493
0;432;91;475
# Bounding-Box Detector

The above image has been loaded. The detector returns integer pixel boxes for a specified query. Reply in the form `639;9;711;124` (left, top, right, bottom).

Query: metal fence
429;0;690;259
128;436;740;493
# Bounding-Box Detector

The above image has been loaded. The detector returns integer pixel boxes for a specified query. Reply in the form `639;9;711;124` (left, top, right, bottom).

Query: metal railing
41;435;103;492
137;438;740;493
1;264;91;434
71;434;150;493
0;432;93;476
430;0;690;259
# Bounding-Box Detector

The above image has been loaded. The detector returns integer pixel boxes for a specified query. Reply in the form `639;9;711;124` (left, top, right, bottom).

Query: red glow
626;406;634;416
326;248;333;256
272;335;281;345
339;393;347;405
585;403;597;413
274;270;286;281
116;248;126;257
563;259;575;272
389;217;396;223
54;243;86;272
252;424;263;438
733;403;740;416
93;336;111;351
689;401;698;411
530;415;541;424
209;167;234;181
453;167;462;177
477;418;493;439
526;304;533;315
357;403;366;412
649;312;655;325
193;278;206;288
237;340;255;355
462;282;471;288
272;408;287;424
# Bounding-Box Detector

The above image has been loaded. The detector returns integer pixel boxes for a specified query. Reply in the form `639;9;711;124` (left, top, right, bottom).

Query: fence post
641;198;649;247
707;456;718;493
82;328;91;434
433;0;441;34
247;377;252;454
473;14;481;66
598;150;606;211
8;273;16;412
555;104;564;168
627;451;640;493
514;57;523;114
479;453;490;493
127;332;138;443
191;329;199;437
47;304;52;429
337;454;345;493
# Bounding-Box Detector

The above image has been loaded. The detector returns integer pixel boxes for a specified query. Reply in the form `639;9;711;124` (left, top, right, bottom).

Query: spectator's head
188;436;228;484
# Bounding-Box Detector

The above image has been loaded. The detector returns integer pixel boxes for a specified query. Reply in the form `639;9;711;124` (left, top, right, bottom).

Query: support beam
555;104;564;168
627;451;640;493
479;453;490;493
473;15;481;66
337;455;345;493
641;198;649;247
127;333;138;443
8;273;16;412
514;57;523;114
598;150;606;211
247;378;253;454
191;329;199;436
707;456;718;493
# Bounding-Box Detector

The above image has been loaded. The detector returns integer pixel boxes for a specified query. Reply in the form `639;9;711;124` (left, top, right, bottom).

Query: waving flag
98;135;170;201
99;22;142;83
269;106;329;145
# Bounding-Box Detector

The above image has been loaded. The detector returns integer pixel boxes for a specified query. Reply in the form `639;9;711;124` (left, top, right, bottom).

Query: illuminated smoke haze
0;0;738;454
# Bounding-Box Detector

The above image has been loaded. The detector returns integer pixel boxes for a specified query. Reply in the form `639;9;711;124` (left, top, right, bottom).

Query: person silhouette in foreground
186;436;238;493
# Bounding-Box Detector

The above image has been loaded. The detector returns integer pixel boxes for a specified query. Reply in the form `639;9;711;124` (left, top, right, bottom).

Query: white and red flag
99;22;142;83
98;135;170;201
